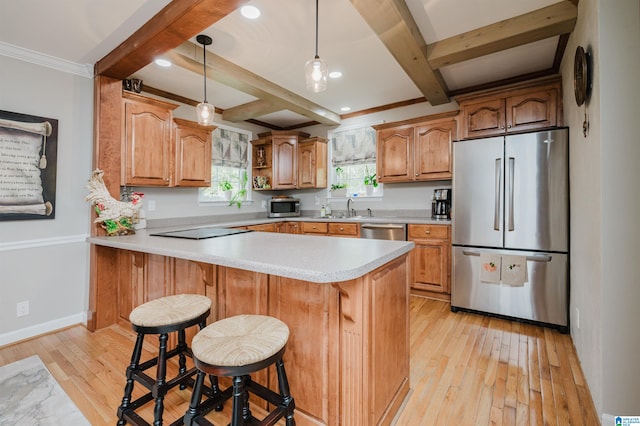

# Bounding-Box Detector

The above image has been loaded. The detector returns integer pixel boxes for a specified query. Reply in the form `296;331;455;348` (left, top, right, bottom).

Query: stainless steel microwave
268;197;300;218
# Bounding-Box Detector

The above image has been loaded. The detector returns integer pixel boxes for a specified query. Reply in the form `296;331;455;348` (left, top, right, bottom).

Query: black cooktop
149;227;253;240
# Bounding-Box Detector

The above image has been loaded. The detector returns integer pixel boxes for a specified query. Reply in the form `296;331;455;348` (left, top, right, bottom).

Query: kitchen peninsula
87;229;413;426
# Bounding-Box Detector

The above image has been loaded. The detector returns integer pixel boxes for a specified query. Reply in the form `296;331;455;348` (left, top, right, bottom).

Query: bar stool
184;314;295;426
117;294;213;426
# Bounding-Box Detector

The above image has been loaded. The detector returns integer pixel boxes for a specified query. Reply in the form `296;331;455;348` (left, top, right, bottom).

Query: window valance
330;126;376;167
212;128;249;168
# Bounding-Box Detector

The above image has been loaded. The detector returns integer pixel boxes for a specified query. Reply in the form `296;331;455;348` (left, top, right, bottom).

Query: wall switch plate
17;300;29;317
147;200;156;211
261;200;266;209
314;196;320;205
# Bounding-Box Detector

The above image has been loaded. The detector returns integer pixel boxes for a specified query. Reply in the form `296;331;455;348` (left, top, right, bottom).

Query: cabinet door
506;88;557;133
414;120;455;180
273;137;298;189
298;139;327;189
286;222;302;234
123;100;173;186
376;126;413;182
408;225;451;294
298;141;317;188
174;122;212;187
461;98;505;139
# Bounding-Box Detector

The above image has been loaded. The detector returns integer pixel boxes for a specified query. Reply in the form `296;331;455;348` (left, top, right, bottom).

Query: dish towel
479;252;502;283
501;255;528;286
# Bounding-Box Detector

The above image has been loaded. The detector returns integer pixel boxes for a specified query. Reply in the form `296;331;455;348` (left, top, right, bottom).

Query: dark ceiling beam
427;2;577;69
167;42;341;126
95;0;246;78
349;0;450;106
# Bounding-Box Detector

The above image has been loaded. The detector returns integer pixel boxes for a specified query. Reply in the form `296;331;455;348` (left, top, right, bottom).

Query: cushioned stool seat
117;294;213;426
184;314;295;426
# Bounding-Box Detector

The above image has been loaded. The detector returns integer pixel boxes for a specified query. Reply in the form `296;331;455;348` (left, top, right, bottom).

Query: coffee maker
431;188;451;220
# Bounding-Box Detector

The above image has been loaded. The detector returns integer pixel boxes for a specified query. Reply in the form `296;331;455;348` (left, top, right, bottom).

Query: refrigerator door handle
508;157;515;231
462;250;552;262
494;158;502;231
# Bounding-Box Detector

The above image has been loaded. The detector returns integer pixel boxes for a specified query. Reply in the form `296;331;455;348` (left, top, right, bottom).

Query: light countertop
87;229;414;284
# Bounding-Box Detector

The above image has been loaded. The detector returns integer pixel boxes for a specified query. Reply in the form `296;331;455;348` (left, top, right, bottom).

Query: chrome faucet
347;198;356;217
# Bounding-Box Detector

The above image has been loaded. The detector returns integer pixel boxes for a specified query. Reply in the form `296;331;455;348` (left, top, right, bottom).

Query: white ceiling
0;0;568;128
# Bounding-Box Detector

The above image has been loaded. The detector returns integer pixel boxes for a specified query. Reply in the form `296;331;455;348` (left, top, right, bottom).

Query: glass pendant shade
305;55;328;93
196;101;215;126
196;34;214;125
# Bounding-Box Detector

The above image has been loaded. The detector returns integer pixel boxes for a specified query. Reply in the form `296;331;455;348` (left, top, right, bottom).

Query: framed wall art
0;109;58;221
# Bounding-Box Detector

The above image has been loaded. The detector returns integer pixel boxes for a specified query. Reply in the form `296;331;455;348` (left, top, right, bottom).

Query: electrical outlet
17;301;29;317
261;200;266;209
575;307;580;329
147;200;156;211
314;196;320;205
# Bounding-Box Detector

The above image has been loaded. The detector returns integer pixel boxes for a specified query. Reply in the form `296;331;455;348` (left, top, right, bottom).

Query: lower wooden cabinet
302;221;359;237
408;224;451;294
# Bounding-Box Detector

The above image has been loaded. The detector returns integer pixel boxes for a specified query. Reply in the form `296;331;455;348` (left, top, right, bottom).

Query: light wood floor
0;297;599;425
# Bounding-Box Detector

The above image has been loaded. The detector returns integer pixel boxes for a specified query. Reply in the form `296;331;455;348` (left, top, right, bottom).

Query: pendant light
305;0;328;93
196;34;215;126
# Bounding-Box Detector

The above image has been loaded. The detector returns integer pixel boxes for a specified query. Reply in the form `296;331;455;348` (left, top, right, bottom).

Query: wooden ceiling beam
427;2;577;69
349;0;450;106
222;100;283;123
167;42;341;126
95;0;246;79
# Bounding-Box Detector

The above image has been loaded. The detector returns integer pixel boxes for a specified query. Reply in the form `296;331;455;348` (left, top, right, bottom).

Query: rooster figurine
85;169;143;235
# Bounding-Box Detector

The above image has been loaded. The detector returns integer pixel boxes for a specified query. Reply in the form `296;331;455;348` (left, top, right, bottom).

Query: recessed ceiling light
241;5;261;19
329;71;342;79
340;106;351;112
154;58;172;67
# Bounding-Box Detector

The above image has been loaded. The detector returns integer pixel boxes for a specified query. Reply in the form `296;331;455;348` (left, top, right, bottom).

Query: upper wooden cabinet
173;118;215;187
298;137;328;189
122;93;215;187
122;92;177;186
457;76;562;139
374;111;457;183
251;131;311;190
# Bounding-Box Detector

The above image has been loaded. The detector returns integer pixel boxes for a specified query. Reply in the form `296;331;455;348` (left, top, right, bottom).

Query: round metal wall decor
573;45;589;106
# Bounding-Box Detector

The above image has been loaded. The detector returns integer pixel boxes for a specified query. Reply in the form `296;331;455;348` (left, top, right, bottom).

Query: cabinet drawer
328;223;359;237
246;223;277;232
408;224;450;240
303;222;329;234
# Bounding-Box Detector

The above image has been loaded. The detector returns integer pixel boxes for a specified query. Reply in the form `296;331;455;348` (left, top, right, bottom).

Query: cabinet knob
425;229;431;235
339;227;344;231
507;124;512;129
415;173;419;177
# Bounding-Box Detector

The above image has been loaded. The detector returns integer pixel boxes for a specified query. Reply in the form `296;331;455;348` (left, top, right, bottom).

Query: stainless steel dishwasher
360;223;407;240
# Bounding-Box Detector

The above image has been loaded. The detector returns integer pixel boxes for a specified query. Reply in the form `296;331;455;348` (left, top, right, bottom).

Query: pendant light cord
314;0;319;59
202;45;208;103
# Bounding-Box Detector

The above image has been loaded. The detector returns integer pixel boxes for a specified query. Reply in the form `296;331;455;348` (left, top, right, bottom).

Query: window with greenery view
199;126;251;204
328;126;381;198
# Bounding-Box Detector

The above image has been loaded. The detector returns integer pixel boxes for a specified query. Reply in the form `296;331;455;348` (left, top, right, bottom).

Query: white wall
0;55;93;345
599;0;640;418
561;0;640;420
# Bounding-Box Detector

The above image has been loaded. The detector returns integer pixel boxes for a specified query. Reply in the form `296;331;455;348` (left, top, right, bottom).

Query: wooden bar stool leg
177;329;188;390
184;370;206;425
231;375;245;426
153;333;168;426
276;358;296;426
118;332;145;425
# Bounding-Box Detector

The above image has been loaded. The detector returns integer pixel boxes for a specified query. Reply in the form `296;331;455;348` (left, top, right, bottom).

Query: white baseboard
0;312;87;347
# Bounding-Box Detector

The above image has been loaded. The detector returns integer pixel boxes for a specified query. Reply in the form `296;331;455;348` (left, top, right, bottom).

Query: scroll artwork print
0;110;58;221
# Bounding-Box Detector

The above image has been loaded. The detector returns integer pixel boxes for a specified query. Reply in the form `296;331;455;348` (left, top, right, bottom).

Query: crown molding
0;42;93;78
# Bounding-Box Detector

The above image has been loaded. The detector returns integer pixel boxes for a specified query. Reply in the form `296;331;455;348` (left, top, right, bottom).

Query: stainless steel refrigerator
451;128;569;332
